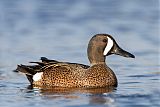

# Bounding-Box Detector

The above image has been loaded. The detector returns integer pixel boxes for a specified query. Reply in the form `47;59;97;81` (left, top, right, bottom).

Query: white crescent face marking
33;72;43;81
103;37;114;55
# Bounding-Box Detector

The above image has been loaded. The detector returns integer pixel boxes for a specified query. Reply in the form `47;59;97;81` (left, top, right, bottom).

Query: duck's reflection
27;85;116;105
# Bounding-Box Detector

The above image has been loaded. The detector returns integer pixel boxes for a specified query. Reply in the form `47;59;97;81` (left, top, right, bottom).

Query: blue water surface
0;0;159;107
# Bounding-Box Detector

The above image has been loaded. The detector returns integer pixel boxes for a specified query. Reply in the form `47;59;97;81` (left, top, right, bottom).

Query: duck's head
87;34;135;64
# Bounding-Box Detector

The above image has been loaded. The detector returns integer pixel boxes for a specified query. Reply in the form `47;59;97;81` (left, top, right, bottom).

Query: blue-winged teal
16;34;135;88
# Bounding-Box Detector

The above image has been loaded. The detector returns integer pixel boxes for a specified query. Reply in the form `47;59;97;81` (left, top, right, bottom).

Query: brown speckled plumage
16;34;135;88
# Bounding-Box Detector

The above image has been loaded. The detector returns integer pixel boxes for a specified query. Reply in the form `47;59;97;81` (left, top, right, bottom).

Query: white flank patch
103;37;114;55
33;72;43;81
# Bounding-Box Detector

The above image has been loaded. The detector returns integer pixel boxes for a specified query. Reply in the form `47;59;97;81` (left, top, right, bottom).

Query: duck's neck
87;44;106;65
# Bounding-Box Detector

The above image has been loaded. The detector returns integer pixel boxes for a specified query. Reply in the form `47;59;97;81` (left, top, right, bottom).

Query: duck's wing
15;57;89;84
16;57;90;75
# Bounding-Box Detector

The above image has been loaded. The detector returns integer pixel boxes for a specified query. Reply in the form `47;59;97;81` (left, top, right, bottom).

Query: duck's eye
103;39;107;43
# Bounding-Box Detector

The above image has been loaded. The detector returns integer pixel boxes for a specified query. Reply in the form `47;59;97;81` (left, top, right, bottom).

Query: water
0;0;159;107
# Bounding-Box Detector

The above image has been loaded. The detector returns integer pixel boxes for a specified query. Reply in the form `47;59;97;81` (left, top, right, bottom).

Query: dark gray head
87;34;135;64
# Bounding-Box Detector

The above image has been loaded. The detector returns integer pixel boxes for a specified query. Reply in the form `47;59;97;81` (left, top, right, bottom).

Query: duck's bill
114;47;135;58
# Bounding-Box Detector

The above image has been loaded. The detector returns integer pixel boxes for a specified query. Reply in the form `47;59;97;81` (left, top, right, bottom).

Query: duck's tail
16;64;41;84
15;57;60;84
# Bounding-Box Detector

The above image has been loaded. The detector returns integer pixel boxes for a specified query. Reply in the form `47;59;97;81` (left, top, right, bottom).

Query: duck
16;34;135;88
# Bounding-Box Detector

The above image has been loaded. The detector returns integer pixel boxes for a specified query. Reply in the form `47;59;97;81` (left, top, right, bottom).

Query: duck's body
16;34;135;88
17;57;117;87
